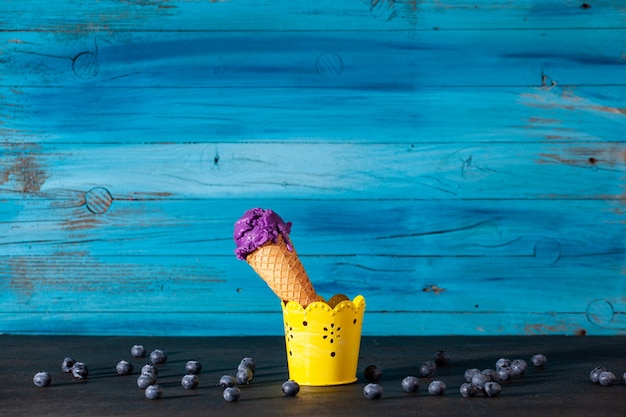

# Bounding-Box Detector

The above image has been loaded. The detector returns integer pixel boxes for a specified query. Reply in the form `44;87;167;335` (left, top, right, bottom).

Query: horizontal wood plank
2;85;625;144
0;252;622;315
2;30;625;88
1;0;625;31
0;142;623;198
0;199;623;256
1;310;622;336
0;199;625;259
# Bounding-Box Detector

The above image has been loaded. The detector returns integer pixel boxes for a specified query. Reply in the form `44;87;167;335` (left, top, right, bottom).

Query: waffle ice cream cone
245;235;317;307
234;208;317;307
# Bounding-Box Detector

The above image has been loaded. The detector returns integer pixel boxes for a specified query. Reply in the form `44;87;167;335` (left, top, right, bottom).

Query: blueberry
590;366;606;383
433;350;450;366
623;371;626;384
428;380;446;396
150;349;167;365
236;368;253;385
495;358;511;370
471;373;489;390
459;383;477;398
131;344;146;358
482;369;500;382
531;354;547;367
363;365;383;382
33;371;52;387
238;357;256;373
484;381;502;397
510;359;527;376
401;376;420;393
282;379;300;396
464;368;481;382
497;367;511;382
71;362;89;379
185;360;202;375
145;384;163;400
219;375;237;389
363;383;383;400
142;364;158;376
598;371;616;386
137;373;157;389
223;387;241;402
181;374;199;390
116;360;133;376
419;360;437;377
61;357;76;373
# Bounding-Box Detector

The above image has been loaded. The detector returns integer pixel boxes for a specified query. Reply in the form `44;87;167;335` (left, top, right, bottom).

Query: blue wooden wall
0;0;624;336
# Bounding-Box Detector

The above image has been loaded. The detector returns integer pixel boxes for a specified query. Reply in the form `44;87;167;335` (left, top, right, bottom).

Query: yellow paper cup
282;295;366;386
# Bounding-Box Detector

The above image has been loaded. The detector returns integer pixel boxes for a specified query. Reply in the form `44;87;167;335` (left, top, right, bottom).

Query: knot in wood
85;187;112;214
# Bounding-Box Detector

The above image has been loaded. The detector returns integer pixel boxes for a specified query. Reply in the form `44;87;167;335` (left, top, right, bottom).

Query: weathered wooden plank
2;30;625;88
0;199;623;257
0;310;622;336
1;0;624;32
14;248;626;314
2;85;625;144
0;142;623;199
0;252;622;314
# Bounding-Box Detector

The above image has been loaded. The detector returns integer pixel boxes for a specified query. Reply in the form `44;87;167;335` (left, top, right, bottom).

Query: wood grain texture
2;336;626;417
1;0;626;31
0;0;624;336
3;30;626;88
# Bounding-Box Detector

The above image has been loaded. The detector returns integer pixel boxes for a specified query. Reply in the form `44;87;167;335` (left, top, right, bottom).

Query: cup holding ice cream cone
234;208;365;386
282;295;365;386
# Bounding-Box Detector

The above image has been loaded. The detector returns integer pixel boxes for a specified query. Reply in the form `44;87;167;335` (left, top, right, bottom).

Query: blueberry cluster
135;349;167;400
359;351;554;400
236;357;255;385
219;357;256;402
460;354;549;398
32;344;178;399
177;360;203;390
40;343;624;404
219;357;300;401
33;356;89;387
220;357;256;402
134;349;207;399
32;344;303;402
589;366;623;386
60;356;89;379
362;350;452;399
123;346;208;399
362;364;384;399
137;363;157;384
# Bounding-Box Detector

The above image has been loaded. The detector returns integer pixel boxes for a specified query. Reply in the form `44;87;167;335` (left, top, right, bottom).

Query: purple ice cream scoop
234;208;294;260
233;208;317;307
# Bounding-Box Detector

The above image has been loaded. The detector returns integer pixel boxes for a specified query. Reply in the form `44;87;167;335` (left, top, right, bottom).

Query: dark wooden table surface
2;335;624;417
